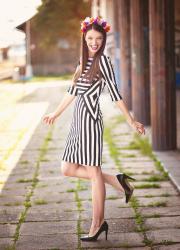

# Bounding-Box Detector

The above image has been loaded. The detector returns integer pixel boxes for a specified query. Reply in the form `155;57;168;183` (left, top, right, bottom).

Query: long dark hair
72;22;107;84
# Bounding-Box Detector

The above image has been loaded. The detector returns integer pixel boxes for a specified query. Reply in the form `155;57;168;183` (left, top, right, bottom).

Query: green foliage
32;0;91;48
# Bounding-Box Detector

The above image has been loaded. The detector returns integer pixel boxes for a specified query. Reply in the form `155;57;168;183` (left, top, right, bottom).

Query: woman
43;16;145;241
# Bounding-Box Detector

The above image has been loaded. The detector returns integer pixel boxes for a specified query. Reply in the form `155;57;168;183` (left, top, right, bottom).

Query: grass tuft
135;183;160;189
147;201;167;207
34;199;48;205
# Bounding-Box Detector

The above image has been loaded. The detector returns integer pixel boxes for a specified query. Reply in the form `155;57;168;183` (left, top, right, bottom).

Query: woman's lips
91;46;98;51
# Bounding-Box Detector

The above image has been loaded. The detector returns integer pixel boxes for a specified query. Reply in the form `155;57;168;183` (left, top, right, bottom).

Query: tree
32;0;91;49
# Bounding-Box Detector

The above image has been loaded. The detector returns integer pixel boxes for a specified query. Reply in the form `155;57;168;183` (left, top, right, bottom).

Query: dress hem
62;159;101;167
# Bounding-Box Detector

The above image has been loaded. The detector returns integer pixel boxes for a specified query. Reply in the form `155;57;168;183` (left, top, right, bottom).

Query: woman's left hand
129;120;145;135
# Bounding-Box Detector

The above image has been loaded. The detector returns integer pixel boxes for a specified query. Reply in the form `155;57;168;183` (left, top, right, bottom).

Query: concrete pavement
0;81;180;250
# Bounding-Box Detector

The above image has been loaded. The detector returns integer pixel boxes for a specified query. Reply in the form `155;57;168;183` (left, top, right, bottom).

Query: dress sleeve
99;55;123;101
67;61;80;96
67;84;78;96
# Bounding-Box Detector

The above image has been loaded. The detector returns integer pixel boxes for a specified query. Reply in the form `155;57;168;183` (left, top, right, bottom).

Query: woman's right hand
43;112;59;125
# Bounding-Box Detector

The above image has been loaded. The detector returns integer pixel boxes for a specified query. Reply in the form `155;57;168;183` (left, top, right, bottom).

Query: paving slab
16;234;78;250
137;196;180;207
144;216;180;230
153;244;180;250
146;229;180;245
81;218;138;234
31;191;75;204
20;221;77;235
25;202;78;221
0;208;22;223
0;238;14;250
0;82;180;250
139;206;180;218
134;187;178;197
81;232;145;248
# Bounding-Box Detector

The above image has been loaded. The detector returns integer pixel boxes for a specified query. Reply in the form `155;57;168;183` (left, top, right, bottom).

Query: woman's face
85;29;103;57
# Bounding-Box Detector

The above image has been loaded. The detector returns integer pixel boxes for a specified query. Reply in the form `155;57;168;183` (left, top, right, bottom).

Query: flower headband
80;16;111;33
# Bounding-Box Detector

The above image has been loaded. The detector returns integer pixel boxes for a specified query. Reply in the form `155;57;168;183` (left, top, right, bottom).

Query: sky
0;0;42;47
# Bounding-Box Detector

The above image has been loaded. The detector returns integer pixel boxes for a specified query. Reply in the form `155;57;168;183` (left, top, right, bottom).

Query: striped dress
62;54;123;167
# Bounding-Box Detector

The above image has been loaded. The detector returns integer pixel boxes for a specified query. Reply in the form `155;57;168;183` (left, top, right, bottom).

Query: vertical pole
119;0;132;109
25;20;33;78
130;0;150;125
149;0;176;150
113;0;120;89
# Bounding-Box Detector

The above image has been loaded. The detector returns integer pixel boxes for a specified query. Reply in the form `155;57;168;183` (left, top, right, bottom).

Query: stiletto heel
80;221;109;241
116;173;136;203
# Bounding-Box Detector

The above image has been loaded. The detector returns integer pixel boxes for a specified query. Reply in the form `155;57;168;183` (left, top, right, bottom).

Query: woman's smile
85;29;103;56
90;45;99;51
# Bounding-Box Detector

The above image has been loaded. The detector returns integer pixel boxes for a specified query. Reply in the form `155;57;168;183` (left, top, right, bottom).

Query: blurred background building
0;0;179;153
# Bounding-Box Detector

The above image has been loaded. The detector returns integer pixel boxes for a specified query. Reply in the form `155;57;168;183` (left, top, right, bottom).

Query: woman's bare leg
61;161;124;192
61;162;123;236
86;165;105;236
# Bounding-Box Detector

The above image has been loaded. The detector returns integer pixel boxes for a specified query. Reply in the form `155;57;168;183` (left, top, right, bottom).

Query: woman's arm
53;93;76;116
43;93;76;125
99;55;145;135
115;99;145;135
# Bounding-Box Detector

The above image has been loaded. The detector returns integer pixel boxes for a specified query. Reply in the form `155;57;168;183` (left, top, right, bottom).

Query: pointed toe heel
116;173;136;203
80;221;109;241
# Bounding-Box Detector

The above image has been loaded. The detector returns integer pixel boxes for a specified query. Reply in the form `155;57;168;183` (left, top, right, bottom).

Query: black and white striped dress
62;54;123;167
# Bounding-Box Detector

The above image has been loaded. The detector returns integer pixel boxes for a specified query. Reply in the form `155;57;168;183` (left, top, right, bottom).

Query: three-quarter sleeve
99;54;123;101
67;84;78;96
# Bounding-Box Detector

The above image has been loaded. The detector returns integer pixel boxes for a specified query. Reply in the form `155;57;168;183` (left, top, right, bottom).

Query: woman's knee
61;162;78;176
87;166;102;179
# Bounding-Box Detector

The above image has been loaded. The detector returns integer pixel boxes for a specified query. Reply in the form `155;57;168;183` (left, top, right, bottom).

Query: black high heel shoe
116;173;135;203
80;220;108;241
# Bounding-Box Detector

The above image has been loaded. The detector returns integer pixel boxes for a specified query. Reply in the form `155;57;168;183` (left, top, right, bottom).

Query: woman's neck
88;52;95;58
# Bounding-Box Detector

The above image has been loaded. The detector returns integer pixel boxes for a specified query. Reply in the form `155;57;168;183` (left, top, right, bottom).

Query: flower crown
80;16;111;33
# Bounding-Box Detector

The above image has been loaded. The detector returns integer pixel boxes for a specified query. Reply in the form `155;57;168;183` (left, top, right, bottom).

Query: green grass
121;154;136;158
147;201;167;207
37;184;48;188
40;158;50;162
144;195;154;198
17;178;33;183
67;188;76;192
141;171;155;175
23;201;31;208
142;175;168;182
104;127;122;170
106;195;119;200
160;193;170;197
135;183;161;189
160;240;174;245
132;133;169;179
12;128;53;247
20;160;29;164
34;199;48;205
104;117;153;248
151;214;160;218
130;196;151;243
4;202;22;206
133;134;153;157
122;142;141;150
